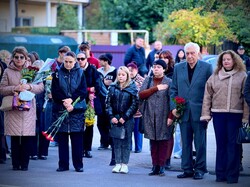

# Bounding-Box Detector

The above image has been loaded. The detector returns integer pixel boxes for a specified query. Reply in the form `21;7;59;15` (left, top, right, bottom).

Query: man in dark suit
170;42;213;180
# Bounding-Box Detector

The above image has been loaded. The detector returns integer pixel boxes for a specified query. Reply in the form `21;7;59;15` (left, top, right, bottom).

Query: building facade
0;0;89;32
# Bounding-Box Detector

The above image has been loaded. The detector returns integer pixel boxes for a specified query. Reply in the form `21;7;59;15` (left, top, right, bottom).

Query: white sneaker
120;164;129;174
112;164;121;173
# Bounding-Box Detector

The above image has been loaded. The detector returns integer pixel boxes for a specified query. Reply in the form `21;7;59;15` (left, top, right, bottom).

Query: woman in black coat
51;51;87;172
106;66;139;174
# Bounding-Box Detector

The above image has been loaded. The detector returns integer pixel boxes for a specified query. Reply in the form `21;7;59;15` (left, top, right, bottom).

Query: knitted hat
153;59;167;69
127;61;138;69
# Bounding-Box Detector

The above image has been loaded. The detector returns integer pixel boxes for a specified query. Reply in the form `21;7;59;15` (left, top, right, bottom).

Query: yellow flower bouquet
85;98;95;127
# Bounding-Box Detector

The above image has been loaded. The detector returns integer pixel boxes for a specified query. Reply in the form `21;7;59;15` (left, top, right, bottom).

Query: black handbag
237;123;250;144
109;125;125;139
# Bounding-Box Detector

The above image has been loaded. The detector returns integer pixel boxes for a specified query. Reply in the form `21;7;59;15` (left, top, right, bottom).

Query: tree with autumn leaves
154;8;236;47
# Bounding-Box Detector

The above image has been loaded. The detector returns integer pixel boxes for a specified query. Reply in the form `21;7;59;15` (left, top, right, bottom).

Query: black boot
84;151;92;158
109;159;116;166
159;166;165;176
148;165;160;176
165;159;171;170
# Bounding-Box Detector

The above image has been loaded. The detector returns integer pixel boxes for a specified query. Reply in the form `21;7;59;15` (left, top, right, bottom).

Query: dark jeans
11;136;32;168
113;119;133;164
58;132;83;170
213;112;241;183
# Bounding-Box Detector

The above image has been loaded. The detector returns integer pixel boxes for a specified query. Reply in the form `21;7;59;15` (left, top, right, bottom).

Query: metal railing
61;29;149;46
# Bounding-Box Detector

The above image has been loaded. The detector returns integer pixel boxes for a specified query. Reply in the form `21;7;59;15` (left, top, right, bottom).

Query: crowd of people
0;39;250;184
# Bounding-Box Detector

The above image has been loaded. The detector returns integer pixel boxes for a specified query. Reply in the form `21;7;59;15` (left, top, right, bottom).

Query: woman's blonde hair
116;66;131;89
215;50;246;74
0;50;11;64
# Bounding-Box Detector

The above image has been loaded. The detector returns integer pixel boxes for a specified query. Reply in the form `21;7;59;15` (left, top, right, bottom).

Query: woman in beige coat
200;50;248;184
0;46;44;171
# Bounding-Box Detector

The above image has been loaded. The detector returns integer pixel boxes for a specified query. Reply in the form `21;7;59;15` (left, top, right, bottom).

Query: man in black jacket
237;45;250;72
124;37;147;77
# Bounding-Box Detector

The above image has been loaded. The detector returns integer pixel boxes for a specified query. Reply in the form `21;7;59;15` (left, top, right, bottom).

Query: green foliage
163;0;216;18
57;4;79;30
154;8;236;46
98;0;165;43
85;0;250;48
218;1;250;46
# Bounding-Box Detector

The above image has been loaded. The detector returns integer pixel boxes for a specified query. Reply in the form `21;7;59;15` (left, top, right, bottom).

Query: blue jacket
170;61;213;122
124;45;147;76
51;62;87;132
146;48;162;70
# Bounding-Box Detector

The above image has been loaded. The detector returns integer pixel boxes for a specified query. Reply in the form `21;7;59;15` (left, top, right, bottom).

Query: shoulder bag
0;96;14;111
237;122;250;144
109;124;125;139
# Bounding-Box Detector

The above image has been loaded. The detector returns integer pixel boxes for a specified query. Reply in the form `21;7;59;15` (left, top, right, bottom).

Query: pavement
0;121;249;187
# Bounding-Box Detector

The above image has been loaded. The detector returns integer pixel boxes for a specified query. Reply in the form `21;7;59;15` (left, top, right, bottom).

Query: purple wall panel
91;45;184;69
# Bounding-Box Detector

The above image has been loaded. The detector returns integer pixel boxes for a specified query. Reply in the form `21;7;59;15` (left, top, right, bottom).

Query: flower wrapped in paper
43;75;52;110
13;65;39;111
32;58;56;84
42;97;81;141
84;95;96;127
32;58;57;110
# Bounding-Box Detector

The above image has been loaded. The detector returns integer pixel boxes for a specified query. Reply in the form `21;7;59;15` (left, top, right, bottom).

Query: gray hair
184;42;200;53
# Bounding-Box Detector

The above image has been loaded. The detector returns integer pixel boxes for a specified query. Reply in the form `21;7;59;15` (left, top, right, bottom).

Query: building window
18;17;33;26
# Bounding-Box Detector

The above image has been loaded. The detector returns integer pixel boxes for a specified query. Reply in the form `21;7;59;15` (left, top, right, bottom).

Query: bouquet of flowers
43;75;52;110
13;65;40;111
172;96;186;133
32;58;56;84
21;66;40;83
85;95;95;127
42;97;81;141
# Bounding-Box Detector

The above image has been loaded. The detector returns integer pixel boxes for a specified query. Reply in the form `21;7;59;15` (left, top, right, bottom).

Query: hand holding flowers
171;96;186;133
42;97;81;141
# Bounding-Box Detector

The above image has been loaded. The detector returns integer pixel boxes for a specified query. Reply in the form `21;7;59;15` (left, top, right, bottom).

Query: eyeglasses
77;57;86;61
14;55;25;60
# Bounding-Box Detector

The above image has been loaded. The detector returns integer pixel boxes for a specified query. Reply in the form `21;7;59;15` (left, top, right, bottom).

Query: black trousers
58;132;83;170
0;135;6;161
213;112;241;183
11;136;32;168
38;132;50;156
29;134;38;156
97;113;111;147
83;125;93;151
